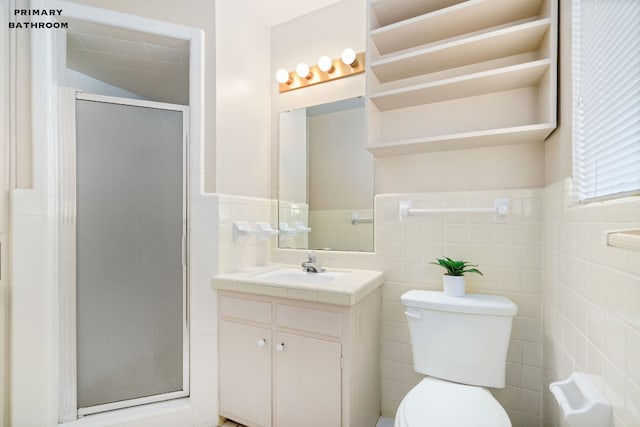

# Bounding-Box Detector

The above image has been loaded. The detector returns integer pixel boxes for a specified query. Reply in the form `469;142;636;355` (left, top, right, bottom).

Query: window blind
572;0;640;203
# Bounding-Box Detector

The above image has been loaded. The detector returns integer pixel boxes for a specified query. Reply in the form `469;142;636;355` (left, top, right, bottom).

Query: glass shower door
75;95;188;415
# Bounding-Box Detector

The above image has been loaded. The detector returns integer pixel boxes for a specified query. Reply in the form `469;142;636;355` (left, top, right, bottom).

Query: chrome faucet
301;251;325;273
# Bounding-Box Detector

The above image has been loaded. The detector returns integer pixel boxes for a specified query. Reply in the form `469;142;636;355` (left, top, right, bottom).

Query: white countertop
212;264;384;306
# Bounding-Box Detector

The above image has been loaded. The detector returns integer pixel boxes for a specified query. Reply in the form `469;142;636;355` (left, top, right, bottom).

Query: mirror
278;97;374;252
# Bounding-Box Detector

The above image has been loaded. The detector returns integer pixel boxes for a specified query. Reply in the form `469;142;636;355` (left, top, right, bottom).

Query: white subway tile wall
375;189;544;427
218;195;275;274
542;179;640;427
9;190;55;426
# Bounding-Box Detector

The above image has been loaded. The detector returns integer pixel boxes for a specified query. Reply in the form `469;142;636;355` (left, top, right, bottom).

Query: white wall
375;143;545;194
543;0;573;185
215;0;271;198
271;0;366;199
0;3;9;424
12;0;32;189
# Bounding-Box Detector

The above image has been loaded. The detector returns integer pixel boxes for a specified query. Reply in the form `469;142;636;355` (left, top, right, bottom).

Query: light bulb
318;55;333;73
341;48;357;66
276;68;291;84
296;62;311;79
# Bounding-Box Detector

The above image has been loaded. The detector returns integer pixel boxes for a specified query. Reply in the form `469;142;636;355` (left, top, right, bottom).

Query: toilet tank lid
401;290;518;316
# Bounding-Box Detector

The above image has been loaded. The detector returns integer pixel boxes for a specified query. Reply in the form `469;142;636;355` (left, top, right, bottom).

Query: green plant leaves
430;256;483;276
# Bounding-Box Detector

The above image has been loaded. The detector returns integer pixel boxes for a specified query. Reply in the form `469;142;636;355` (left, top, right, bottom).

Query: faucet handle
307;251;316;262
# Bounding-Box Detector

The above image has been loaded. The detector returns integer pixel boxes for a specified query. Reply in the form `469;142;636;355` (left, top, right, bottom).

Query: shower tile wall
376;189;544;427
542;180;640;427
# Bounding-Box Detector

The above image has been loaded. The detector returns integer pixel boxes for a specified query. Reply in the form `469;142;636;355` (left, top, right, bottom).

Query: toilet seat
395;377;511;427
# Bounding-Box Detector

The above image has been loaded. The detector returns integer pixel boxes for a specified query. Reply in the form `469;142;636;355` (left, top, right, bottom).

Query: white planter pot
443;275;465;297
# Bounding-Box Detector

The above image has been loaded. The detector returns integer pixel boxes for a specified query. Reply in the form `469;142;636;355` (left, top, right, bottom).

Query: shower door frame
15;1;206;423
59;91;190;420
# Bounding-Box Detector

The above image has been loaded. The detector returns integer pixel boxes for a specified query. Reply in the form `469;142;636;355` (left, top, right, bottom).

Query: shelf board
369;0;462;28
367;123;556;157
371;0;544;55
370;59;550;111
370;18;551;83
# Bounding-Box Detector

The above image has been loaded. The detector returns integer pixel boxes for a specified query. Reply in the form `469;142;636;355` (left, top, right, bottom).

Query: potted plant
430;257;483;297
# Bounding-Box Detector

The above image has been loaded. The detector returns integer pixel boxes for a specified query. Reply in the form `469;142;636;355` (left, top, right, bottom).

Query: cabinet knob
257;338;266;348
276;343;285;352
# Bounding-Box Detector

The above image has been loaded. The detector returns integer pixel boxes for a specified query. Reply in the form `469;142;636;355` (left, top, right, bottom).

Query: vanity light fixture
341;48;357;66
276;68;291;84
276;49;365;93
295;62;312;79
318;55;334;73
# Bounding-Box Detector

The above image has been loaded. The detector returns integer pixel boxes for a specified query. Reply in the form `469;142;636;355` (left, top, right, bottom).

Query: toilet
396;290;518;427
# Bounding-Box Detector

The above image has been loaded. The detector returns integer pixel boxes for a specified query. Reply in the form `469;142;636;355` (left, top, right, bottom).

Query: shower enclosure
61;92;189;419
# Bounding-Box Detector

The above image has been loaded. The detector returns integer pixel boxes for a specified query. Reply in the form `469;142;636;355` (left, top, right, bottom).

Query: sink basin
213;264;384;306
253;268;345;285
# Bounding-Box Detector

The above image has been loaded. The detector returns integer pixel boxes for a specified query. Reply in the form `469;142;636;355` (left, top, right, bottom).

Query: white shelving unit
370;59;551;110
366;0;557;156
370;0;545;55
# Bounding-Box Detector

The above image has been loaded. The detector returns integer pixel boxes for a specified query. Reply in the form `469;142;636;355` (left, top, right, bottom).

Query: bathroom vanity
213;265;383;427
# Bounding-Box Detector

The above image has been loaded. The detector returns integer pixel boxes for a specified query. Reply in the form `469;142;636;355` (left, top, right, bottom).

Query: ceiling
63;1;339;104
243;0;342;27
65;17;190;105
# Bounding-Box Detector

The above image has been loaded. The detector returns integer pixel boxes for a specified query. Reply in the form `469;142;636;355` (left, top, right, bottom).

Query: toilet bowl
397;290;518;427
394;377;511;427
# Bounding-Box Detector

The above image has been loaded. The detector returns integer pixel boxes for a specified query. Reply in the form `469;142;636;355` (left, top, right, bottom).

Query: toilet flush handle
404;309;422;320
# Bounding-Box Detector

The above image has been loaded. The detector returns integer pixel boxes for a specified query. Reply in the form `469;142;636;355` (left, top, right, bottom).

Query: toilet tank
401;290;517;388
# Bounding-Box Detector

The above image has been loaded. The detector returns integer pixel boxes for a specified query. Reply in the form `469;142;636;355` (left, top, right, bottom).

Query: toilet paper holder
549;372;611;427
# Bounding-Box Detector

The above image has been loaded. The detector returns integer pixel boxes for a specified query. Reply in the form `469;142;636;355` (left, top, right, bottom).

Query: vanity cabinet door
274;331;342;427
219;320;272;427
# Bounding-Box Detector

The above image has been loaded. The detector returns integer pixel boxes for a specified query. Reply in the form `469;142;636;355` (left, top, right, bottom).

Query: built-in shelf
370;59;550;110
367;124;556;157
370;0;462;28
366;0;557;156
370;0;544;55
370;18;551;83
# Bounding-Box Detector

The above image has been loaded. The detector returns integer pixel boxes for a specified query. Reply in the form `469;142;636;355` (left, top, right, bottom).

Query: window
572;0;640;203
